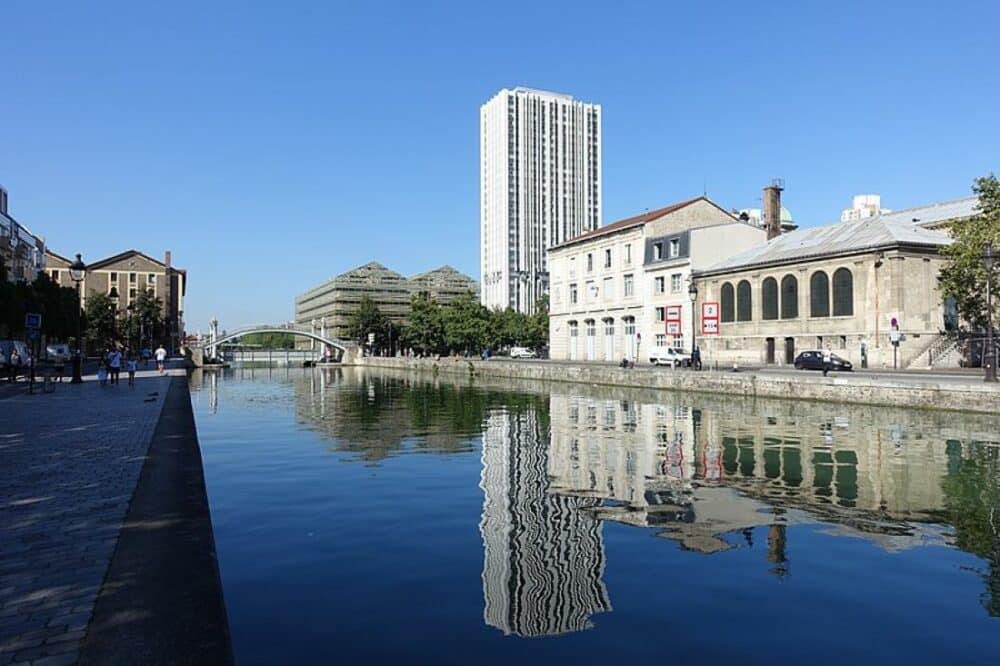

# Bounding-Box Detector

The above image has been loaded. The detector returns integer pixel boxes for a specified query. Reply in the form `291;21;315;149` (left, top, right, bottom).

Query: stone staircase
906;334;962;370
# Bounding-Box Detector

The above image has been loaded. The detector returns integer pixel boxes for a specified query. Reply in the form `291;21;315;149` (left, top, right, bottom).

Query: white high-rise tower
480;87;602;313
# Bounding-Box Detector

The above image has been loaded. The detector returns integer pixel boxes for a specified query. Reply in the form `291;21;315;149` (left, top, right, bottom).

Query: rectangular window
51;269;59;281
653;243;663;260
603;277;613;301
129;272;137;284
669;239;680;258
654;276;665;294
587;281;597;301
148;273;156;284
655;306;666;322
625;243;632;265
110;272;118;284
671;273;682;293
587;253;593;272
129;288;137;300
570;283;578;304
655;334;667;347
624;274;634;297
604;248;612;268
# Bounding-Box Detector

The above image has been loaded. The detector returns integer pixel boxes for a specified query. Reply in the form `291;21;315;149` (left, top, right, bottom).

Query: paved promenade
0;368;175;665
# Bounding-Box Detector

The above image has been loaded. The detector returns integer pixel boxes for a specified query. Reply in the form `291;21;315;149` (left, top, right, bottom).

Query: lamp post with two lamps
68;254;86;383
984;242;997;383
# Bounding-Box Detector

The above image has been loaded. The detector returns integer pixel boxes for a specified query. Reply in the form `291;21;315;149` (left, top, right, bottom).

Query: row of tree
348;293;548;356
0;259;168;353
0;264;80;342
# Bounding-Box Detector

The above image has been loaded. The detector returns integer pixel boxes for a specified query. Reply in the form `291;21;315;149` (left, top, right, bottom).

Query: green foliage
941;442;1000;616
400;294;445;356
239;332;296;349
349;295;392;349
84;292;117;348
0;268;81;342
396;291;549;356
940;174;1000;330
123;289;164;350
441;293;490;355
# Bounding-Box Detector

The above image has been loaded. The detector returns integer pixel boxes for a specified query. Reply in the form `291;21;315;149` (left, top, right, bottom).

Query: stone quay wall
353;357;1000;414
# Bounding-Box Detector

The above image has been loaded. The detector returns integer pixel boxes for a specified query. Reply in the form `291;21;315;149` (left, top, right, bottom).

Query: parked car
649;347;691;367
46;344;71;363
509;346;538;359
793;350;853;371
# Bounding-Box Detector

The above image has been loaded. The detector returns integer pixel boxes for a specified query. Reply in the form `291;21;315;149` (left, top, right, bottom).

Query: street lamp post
688;280;698;370
984;242;997;383
69;254;86;383
108;287;120;346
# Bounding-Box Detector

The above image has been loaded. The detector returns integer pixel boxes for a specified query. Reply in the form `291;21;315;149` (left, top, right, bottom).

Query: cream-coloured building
46;249;187;352
693;197;977;369
547;196;767;362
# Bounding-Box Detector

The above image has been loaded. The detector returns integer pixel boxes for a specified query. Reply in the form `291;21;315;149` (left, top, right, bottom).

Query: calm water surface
190;367;1000;664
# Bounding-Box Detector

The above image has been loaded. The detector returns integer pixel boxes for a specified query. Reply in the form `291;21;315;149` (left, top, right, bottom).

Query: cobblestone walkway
0;371;176;665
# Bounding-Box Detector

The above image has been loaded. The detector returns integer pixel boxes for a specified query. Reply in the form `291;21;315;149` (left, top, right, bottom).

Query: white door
569;324;578;360
604;320;614;361
586;321;596;361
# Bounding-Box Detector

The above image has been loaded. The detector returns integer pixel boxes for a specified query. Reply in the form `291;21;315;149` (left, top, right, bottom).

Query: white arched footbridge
204;322;357;362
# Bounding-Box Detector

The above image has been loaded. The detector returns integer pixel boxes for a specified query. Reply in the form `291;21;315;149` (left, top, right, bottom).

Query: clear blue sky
2;0;997;331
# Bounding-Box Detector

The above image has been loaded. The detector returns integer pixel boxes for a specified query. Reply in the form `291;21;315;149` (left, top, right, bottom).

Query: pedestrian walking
8;348;20;383
822;347;833;377
155;344;167;374
97;366;108;386
127;354;138;387
692;346;702;371
108;348;122;385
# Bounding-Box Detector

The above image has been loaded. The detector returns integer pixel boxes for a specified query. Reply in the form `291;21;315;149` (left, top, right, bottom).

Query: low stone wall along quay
354;357;1000;414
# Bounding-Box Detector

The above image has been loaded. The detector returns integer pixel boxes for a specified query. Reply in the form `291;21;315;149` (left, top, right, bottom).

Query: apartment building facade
547;197;766;362
46;249;187;351
0;185;47;283
480;87;601;314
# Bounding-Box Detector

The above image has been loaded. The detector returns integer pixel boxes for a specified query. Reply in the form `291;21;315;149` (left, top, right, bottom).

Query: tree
240;332;295;349
441;293;490;355
526;295;550;350
349;295;390;350
84;292;116;349
939;174;1000;331
121;289;163;350
400;294;444;356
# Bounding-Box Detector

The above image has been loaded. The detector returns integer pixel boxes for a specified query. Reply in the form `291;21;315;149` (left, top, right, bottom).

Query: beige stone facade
548;197;767;362
46;249;187;352
693;197;977;369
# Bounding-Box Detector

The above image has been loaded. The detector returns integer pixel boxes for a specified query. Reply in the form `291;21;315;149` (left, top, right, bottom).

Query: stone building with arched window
693;197;978;369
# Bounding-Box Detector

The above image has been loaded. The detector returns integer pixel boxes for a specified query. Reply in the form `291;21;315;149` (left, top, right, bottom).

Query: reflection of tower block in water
479;410;611;637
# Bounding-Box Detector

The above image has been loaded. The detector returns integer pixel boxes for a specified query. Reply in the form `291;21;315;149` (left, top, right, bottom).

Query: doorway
766;338;775;364
784;337;795;365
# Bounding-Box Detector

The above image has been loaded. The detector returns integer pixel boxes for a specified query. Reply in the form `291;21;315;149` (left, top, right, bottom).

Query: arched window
720;283;735;323
810;271;830;317
780;275;798;319
736;280;752;322
762;278;778;320
833;268;853;316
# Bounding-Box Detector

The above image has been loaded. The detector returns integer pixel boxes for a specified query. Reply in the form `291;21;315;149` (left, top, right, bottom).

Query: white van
509;347;537;359
649;347;691;367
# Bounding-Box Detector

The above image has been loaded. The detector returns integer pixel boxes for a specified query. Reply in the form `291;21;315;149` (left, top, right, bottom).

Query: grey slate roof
699;196;977;276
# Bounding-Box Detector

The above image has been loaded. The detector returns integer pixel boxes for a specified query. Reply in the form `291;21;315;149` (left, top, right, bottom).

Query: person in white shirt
107;348;122;385
155;345;167;375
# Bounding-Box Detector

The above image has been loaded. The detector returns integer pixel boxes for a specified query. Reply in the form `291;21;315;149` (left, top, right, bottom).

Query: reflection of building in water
480;408;610;637
547;391;961;554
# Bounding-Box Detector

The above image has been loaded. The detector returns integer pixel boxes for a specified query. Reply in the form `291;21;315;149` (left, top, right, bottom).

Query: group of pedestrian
97;344;167;387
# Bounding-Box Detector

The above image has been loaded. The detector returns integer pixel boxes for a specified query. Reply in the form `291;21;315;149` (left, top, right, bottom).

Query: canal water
189;367;1000;664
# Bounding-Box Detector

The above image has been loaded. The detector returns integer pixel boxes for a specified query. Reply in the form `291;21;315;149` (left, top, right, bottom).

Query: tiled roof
697;198;976;276
550;196;726;250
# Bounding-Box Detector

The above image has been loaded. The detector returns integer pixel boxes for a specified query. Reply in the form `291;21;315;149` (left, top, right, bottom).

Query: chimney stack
763;179;784;241
164;250;172;269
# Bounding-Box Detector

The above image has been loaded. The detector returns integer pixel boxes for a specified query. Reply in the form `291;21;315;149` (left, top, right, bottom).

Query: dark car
793;350;853;371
